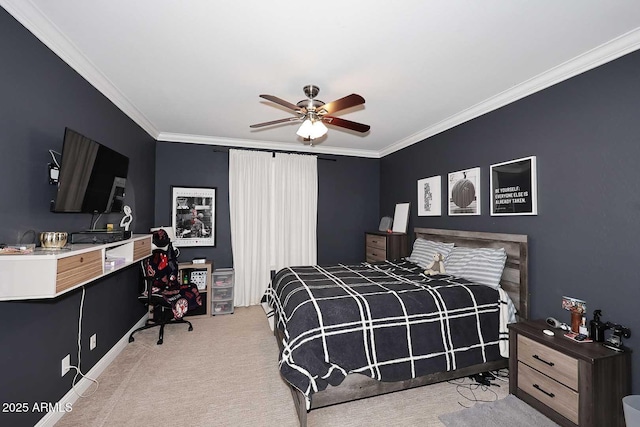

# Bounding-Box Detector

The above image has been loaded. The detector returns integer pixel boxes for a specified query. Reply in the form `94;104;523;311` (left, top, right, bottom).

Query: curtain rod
211;147;336;161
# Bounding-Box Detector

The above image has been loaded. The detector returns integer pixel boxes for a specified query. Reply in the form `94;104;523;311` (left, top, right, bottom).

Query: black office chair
128;229;202;345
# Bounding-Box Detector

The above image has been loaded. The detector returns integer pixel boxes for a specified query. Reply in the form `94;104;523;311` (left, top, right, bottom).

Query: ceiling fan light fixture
312;120;328;137
296;118;327;140
296;119;314;138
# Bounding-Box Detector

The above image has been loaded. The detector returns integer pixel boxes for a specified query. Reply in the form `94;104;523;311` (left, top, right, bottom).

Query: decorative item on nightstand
602;322;631;352
378;216;393;232
590;310;606;342
212;268;234;315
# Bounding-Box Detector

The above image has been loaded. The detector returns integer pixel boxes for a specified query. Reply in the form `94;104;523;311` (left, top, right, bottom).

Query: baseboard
34;315;147;427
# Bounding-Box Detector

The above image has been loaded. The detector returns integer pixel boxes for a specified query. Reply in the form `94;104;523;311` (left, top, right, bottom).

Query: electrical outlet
90;334;97;350
61;354;70;377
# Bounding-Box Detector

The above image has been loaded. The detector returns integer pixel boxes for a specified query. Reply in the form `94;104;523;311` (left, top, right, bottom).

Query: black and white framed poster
171;186;216;246
448;167;480;216
490;156;537;216
417;175;441;216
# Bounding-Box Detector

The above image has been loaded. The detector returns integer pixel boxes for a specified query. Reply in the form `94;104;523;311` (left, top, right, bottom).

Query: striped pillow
407;238;455;269
444;247;507;289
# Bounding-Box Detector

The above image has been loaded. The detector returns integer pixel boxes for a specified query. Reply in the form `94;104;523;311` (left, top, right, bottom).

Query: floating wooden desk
0;234;152;301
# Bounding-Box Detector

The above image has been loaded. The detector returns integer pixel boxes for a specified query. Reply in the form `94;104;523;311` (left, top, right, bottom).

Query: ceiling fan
250;85;370;142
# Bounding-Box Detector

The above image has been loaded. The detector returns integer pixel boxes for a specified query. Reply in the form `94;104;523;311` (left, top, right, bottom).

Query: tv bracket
48;163;59;185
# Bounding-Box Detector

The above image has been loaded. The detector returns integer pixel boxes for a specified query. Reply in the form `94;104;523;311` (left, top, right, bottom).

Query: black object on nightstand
509;319;631;427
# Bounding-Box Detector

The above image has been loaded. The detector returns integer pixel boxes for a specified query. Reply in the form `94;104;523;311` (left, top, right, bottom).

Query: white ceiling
4;1;640;158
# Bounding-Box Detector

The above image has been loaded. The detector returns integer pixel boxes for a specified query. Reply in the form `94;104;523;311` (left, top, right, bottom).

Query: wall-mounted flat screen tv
52;128;129;213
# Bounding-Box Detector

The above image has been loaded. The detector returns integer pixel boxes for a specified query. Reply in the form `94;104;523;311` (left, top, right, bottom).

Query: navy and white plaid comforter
264;259;511;405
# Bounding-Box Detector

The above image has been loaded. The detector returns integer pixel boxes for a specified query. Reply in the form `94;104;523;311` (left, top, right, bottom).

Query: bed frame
275;228;529;426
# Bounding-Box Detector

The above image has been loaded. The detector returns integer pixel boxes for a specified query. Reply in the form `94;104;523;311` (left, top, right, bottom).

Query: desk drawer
133;237;152;260
518;335;578;390
56;250;103;292
519;362;579;424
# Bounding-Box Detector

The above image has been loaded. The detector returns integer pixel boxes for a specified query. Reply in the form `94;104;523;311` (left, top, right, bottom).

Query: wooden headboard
414;228;529;320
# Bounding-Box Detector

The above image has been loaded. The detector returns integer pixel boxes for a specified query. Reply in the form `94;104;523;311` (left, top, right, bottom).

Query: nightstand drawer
518;334;578;390
366;247;386;262
364;232;408;263
366;234;386;250
519;362;579;424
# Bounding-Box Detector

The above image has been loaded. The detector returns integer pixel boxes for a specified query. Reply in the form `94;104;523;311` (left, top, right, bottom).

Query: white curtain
229;149;273;307
229;150;318;307
274;153;318;271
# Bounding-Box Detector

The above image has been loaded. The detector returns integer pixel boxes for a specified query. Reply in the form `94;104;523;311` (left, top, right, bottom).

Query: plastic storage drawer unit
211;268;234;315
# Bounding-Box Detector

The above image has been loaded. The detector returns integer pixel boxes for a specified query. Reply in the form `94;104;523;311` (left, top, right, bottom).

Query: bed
264;228;528;426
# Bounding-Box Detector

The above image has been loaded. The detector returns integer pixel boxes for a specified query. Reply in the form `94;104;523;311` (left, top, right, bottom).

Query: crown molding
4;0;638;159
379;27;640;158
157;132;381;158
1;0;161;139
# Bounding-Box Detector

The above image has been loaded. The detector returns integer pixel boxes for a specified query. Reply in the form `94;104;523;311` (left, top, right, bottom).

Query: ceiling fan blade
323;116;370;133
259;94;302;112
318;94;365;115
250;117;301;128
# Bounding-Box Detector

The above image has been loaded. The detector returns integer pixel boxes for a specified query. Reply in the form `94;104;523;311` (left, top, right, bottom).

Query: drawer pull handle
532;354;554;367
533;383;555;398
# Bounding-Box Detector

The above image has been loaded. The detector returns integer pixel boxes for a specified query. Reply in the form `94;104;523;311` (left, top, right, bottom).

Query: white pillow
407;238;455;269
444;246;507;289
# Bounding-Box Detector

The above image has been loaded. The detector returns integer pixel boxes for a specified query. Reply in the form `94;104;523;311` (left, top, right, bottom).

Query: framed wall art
392;202;410;233
171;186;216;247
417;175;441;216
490;156;537;216
448;167;480;216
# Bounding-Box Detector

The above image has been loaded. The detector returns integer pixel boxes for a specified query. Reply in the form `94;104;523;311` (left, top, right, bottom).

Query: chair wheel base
129;336;134;343
157;339;163;345
188;325;193;331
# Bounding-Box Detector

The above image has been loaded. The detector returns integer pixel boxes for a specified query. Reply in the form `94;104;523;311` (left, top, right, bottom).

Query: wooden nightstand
509;320;631;427
364;231;409;262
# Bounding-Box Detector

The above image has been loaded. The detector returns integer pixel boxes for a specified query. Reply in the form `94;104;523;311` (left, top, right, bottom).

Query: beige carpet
55;306;508;427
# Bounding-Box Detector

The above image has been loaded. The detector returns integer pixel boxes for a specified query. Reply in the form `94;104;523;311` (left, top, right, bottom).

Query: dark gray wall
317;154;380;264
0;9;156;426
6;0;639;421
381;49;640;393
155;143;380;267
